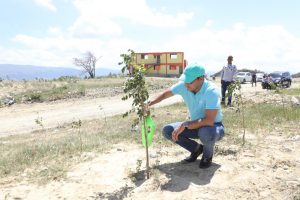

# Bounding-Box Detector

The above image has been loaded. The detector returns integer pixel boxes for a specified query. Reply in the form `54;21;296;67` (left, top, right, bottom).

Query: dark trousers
252;79;256;87
221;81;232;105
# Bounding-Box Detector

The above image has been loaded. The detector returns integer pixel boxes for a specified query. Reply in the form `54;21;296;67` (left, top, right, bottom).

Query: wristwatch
182;121;189;129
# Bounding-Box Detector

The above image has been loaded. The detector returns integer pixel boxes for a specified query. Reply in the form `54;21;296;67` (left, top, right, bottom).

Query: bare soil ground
1;79;300;199
1;136;299;200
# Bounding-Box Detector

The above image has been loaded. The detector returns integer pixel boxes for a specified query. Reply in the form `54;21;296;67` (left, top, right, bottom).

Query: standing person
146;65;224;168
251;70;257;87
220;55;237;106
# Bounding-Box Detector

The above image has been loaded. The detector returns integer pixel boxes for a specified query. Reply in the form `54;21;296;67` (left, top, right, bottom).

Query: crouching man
147;65;224;168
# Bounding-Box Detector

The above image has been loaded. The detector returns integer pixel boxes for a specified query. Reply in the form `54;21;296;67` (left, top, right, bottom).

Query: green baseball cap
180;65;205;83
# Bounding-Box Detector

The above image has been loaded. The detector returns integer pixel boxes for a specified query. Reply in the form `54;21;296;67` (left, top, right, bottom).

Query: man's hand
172;123;186;142
143;101;151;116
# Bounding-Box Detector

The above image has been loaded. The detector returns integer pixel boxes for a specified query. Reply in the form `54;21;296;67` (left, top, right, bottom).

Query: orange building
134;52;187;77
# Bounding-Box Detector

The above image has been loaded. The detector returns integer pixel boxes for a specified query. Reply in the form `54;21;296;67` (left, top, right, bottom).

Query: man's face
185;77;202;92
228;57;233;64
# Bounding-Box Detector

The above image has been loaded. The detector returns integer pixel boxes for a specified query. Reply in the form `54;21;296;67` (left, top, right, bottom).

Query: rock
288;135;300;141
252;164;264;172
2;95;16;106
150;153;158;158
130;125;138;132
282;147;292;152
243;152;255;157
286;180;300;187
259;190;271;197
216;144;239;156
291;96;300;106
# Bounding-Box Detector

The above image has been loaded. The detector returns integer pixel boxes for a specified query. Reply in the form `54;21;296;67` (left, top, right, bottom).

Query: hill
292;72;300;78
0;64;121;80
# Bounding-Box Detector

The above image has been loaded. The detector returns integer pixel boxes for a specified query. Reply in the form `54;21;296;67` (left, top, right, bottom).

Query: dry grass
280;87;300;96
0;77;177;105
0;99;299;185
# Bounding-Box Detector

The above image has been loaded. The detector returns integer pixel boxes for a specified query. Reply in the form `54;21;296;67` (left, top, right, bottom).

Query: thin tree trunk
143;117;150;179
241;98;246;146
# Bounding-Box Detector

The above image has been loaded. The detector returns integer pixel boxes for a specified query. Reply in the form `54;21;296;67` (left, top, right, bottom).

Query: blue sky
1;0;300;73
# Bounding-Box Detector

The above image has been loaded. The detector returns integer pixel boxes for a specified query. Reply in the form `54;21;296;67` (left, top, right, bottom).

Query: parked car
261;71;292;89
235;72;252;83
256;73;264;82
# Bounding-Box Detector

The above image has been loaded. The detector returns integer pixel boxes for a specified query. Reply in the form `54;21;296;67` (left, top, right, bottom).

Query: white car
235;72;252;83
256;73;264;82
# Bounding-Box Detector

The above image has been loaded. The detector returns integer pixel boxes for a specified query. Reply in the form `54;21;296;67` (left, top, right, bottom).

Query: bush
26;93;43;102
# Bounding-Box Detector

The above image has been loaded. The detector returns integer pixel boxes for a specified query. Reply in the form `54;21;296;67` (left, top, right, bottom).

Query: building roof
135;51;184;55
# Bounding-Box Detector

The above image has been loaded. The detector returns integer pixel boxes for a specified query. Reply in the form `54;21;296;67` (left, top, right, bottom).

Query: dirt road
0;93;183;136
0;79;298;137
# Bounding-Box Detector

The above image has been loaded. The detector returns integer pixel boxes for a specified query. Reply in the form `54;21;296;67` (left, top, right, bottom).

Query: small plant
228;81;246;146
136;159;142;172
72;120;83;152
126;159;143;182
119;49;152;179
99;104;107;124
35;113;45;131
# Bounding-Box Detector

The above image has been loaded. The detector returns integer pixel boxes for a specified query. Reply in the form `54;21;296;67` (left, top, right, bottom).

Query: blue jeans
162;122;225;159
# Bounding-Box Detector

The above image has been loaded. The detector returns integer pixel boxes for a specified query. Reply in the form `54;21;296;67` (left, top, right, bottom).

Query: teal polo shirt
171;80;223;122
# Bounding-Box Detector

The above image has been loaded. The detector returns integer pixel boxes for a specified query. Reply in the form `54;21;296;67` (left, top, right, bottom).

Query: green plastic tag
141;116;155;147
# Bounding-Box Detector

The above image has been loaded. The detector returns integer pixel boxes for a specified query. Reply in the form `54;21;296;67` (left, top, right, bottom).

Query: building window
141;54;148;59
170;54;177;59
169;65;177;70
154;54;161;58
154;65;160;70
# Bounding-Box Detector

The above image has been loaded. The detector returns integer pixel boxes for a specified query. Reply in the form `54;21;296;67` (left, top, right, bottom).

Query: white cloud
34;0;57;12
160;23;300;73
47;27;63;36
69;16;123;36
2;13;300;74
69;0;193;36
204;20;213;27
8;34;136;69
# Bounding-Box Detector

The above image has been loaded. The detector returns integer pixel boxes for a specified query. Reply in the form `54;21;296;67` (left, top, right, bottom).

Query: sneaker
227;103;233;107
183;145;203;163
199;156;212;168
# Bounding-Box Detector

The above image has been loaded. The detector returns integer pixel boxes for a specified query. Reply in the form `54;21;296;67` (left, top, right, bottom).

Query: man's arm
184;109;218;129
220;67;224;81
148;88;174;106
220;67;224;84
173;109;218;141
